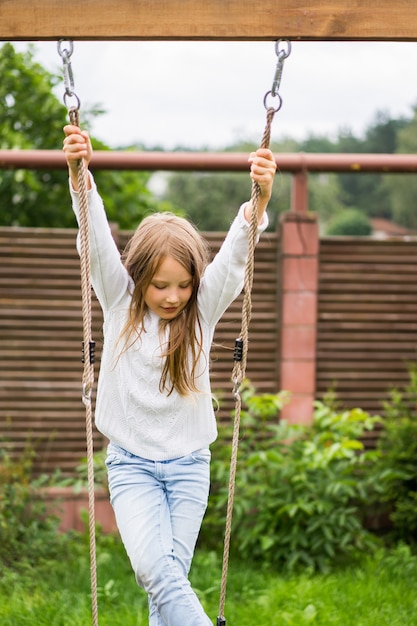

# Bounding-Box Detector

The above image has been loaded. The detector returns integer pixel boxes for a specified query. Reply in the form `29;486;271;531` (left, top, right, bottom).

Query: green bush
370;364;417;545
57;447;108;493
204;384;381;572
0;442;68;569
325;208;372;236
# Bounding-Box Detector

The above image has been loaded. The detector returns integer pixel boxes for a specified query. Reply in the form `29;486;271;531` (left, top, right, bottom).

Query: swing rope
217;40;291;626
58;37;290;626
58;41;99;626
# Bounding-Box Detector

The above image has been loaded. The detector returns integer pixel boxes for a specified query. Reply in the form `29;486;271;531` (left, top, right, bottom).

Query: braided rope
217;107;275;624
69;108;99;626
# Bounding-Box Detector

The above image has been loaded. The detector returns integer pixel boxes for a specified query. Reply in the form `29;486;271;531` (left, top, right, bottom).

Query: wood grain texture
1;1;417;41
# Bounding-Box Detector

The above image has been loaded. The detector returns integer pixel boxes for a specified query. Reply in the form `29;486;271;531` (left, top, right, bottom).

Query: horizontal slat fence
0;226;279;477
5;227;416;477
0;227;105;476
317;237;417;438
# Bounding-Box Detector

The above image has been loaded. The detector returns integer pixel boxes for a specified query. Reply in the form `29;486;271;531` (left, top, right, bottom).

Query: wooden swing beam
1;0;417;42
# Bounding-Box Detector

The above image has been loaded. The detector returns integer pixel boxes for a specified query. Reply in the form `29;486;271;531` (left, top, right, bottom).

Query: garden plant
1;378;417;624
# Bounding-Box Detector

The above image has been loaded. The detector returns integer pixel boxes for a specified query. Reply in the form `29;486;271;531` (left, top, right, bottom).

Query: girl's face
145;256;193;320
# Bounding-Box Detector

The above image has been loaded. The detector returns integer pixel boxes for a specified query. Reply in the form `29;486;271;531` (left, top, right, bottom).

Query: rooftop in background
371;218;416;239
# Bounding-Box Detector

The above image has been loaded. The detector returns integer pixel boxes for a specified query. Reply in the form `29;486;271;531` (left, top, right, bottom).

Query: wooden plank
1;0;417;42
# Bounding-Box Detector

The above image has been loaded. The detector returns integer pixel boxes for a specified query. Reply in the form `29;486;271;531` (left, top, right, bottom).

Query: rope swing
58;38;290;626
58;40;99;626
217;39;291;626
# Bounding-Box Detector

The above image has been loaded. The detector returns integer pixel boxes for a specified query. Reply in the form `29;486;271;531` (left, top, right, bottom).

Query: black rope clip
233;338;243;362
216;617;226;626
81;340;96;365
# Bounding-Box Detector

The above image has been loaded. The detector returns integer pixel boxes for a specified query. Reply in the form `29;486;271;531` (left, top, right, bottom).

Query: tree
300;134;339;154
162;168;290;231
0;43;162;228
386;106;417;230
161;138;297;231
335;113;407;221
0;43;70;226
308;173;346;228
163;171;252;230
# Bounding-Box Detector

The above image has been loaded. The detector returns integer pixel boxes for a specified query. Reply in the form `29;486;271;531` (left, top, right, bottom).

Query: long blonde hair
121;212;210;396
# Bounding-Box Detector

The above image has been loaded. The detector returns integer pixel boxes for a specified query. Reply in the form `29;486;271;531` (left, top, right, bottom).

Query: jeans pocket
175;449;211;466
190;448;211;464
105;452;122;467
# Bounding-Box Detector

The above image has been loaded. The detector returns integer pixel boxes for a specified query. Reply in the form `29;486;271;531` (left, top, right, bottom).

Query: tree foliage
0;43;71;226
162;109;417;232
386;108;417;230
0;43;163;229
2;42;417;233
164;171;258;231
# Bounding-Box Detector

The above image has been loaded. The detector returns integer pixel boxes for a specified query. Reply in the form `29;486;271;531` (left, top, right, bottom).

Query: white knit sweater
70;175;268;461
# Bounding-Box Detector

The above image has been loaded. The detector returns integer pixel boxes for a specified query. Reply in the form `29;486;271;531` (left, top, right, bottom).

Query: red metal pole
1;150;417;172
291;170;309;212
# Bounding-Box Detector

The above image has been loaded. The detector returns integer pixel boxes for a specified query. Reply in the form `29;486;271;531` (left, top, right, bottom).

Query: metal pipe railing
2;149;417;213
2;150;417;172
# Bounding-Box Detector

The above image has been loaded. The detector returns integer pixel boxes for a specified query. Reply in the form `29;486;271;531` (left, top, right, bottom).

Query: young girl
63;125;276;626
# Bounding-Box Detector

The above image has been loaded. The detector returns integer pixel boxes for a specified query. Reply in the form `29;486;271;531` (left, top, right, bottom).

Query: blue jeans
105;442;213;626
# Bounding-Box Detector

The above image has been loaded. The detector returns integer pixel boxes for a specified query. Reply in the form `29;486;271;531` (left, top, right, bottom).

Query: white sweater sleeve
70;178;268;322
69;173;131;312
198;203;268;326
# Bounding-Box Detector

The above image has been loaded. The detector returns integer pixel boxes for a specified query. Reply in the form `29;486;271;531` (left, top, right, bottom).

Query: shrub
57;447;108;493
326;208;372;236
370;364;417;545
204;385;381;572
0;442;68;569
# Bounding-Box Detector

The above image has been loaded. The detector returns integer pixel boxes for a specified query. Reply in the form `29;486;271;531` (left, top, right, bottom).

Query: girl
63;125;276;626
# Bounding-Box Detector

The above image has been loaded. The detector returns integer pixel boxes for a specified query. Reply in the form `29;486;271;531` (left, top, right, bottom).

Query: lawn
1;535;416;625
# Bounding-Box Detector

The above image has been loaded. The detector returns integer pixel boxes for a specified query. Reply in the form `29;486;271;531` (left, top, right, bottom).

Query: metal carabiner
58;41;74;91
271;39;292;98
58;39;81;112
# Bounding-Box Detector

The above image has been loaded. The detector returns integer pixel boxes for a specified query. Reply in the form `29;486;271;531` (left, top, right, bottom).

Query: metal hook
82;382;93;406
57;39;74;59
233;379;241;401
275;38;292;60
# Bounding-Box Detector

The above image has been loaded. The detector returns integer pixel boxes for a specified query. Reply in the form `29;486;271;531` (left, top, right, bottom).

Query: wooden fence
317;237;417;417
1;225;417;476
0;226;279;476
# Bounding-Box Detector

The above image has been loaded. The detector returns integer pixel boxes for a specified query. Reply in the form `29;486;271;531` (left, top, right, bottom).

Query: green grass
1;536;417;625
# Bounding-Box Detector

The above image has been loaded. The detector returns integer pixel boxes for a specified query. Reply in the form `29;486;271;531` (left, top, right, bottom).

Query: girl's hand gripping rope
246;148;277;224
63;124;93;191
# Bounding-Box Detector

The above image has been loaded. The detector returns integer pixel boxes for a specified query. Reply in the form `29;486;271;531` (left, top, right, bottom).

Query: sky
11;39;417;150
